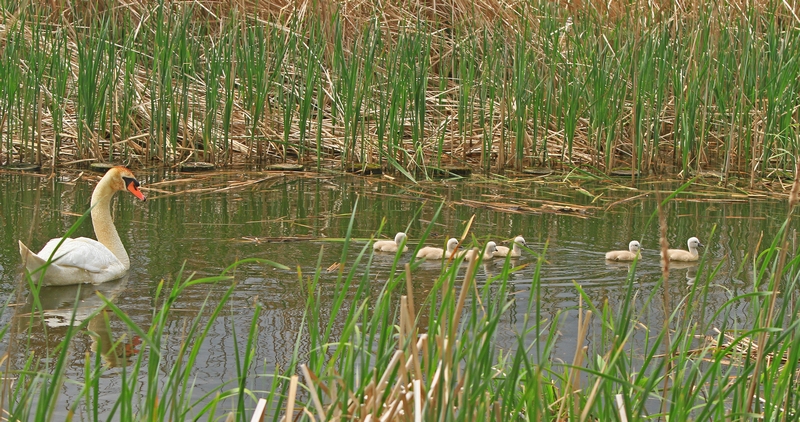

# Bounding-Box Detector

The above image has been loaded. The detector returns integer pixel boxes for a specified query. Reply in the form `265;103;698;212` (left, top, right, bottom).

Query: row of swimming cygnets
372;233;527;261
604;237;704;262
373;233;705;262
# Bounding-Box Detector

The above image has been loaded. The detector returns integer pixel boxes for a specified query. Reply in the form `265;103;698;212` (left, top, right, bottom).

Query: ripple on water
0;171;792;419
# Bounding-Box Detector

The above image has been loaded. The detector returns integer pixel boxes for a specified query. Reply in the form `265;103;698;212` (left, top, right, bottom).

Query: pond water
0;168;795;418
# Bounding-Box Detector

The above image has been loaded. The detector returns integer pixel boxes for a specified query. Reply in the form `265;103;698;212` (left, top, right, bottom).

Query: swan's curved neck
91;182;129;267
689;246;698;256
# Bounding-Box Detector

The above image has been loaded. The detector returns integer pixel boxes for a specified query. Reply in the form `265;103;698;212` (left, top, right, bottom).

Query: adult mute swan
416;238;459;260
605;240;642;261
494;236;527;258
662;237;703;262
19;167;146;285
373;232;408;253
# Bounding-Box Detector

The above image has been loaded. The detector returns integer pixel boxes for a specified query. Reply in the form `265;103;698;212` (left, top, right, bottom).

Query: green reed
476;27;499;173
444;26;469;170
0;12;23;165
254;17;291;163
237;20;272;161
74;17;112;160
201;31;223;163
374;32;402;174
3;2;800;179
15;7;45;165
47;25;70;166
276;19;300;163
115;13;139;164
333;16;357;165
509;23;533;172
220;18;239;166
533;4;567;170
296;19;323;164
408;24;431;175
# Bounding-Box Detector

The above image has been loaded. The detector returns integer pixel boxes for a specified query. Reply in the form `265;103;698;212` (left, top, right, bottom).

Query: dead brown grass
2;0;799;177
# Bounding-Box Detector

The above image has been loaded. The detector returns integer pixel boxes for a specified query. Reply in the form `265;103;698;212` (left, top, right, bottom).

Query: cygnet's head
486;241;497;253
446;238;460;252
687;237;703;249
514;236;527;246
629;240;642;252
394;232;407;244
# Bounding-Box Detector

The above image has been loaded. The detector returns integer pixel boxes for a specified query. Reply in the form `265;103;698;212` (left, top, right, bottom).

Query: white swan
456;241;497;262
19;167;146;286
494;236;527;258
605;240;642;261
416;238;459;260
373;232;408;253
662;237;703;262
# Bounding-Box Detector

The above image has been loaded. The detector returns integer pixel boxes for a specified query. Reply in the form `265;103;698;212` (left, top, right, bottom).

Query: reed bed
1;0;799;181
3;176;800;420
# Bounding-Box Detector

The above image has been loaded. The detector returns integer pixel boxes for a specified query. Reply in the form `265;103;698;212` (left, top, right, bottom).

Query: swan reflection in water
14;276;141;368
663;261;699;286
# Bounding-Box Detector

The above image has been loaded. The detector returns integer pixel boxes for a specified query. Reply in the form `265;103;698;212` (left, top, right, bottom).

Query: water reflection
12;276;142;368
0;169;797;418
13;274;141;367
88;310;142;368
663;261;700;285
8;275;144;416
15;276;128;328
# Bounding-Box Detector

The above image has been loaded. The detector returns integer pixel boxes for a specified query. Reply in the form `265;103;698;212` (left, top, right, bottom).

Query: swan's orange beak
125;178;146;201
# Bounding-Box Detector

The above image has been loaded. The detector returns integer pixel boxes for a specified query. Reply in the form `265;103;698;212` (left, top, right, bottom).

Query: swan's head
629;240;642;252
514;236;527;246
486;241;497;254
687;237;703;249
446;238;460;252
107;166;146;201
394;232;407;245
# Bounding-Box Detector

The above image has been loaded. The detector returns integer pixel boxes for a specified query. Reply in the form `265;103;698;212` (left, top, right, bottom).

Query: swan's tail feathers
18;240;49;276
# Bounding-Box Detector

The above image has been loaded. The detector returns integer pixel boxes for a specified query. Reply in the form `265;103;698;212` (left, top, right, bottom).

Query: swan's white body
457;242;497;262
663;237;703;262
416;238;459;260
494;236;526;258
605;240;642;261
373;232;408;253
19;167;146;286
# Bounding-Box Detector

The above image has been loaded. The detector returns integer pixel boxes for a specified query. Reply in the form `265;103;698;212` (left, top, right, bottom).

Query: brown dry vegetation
1;0;800;181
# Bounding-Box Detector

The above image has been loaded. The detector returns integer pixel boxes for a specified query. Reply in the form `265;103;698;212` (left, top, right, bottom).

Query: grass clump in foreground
3;185;800;420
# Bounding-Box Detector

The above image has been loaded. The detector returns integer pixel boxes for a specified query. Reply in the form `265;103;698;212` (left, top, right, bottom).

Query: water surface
0;169;793;418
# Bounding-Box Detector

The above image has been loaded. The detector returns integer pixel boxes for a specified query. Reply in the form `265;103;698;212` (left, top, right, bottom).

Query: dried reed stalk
256;253;484;421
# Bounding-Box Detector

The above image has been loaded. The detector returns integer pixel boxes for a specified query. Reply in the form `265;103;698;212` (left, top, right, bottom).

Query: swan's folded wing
37;237;121;273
